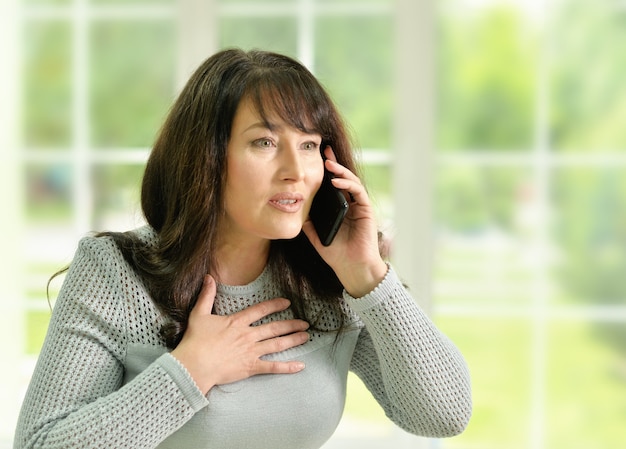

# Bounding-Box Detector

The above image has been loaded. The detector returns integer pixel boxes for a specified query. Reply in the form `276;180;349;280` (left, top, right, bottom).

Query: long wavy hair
99;48;361;348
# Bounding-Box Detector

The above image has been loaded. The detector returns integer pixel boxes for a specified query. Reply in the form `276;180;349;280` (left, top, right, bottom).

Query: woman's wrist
341;260;389;298
170;347;216;395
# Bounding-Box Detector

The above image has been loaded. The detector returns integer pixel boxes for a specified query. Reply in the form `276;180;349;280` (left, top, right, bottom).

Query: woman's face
220;96;324;246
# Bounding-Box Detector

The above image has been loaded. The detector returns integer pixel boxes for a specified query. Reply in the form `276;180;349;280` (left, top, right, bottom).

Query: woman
14;48;472;449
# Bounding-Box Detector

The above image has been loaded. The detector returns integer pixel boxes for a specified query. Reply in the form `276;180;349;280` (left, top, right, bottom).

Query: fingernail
295;362;305;371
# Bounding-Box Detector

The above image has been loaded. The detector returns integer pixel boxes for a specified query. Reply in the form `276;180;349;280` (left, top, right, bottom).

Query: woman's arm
302;148;471;437
14;238;208;449
345;266;472;438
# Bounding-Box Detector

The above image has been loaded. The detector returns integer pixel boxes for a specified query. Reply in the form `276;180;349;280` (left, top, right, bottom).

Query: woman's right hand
170;275;309;395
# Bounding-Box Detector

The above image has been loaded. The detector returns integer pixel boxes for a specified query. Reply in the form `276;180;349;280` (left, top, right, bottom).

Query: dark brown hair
102;48;360;348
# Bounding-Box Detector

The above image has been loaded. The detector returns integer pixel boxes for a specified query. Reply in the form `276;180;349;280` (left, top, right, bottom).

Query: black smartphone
309;168;349;246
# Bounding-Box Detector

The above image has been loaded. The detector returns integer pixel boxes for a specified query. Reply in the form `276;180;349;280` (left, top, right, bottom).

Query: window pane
437;2;538;151
437;317;533;449
315;15;393;149
23;160;75;314
552;167;626;307
219;17;298;57
340;373;392;441
24;163;72;226
24;310;51;355
90;21;176;148
434;165;536;305
550;1;626;151
361;163;392;226
22;20;72;148
91;164;145;230
547;322;626;448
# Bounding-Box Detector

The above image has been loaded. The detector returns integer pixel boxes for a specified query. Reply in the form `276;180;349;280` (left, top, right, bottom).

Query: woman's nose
278;144;305;181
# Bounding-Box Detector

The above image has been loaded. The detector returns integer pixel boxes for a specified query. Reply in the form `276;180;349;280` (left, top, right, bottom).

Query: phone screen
309;169;349;246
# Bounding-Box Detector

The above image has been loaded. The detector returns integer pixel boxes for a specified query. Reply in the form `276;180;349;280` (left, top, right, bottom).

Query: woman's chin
271;226;304;241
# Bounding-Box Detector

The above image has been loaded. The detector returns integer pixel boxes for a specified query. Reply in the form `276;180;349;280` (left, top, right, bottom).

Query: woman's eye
254;138;275;148
303;141;320;151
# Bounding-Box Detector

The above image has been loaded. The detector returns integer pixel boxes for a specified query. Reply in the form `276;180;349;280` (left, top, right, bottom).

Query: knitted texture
14;226;472;449
346;277;473;436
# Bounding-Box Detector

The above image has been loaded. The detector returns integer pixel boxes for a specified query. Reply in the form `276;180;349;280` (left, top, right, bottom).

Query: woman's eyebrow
243;121;283;133
243;121;321;138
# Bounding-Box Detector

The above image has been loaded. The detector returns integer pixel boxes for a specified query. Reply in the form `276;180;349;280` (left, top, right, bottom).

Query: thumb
191;274;217;316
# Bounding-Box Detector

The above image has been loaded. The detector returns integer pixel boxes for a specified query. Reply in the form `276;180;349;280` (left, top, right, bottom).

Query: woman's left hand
302;147;388;298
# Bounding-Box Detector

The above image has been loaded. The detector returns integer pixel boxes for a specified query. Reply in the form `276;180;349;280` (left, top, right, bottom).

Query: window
435;1;626;448
4;0;177;445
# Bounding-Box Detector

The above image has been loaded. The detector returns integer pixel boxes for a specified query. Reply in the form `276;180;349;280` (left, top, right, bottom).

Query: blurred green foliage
437;4;537;151
91;164;144;228
434;166;528;232
550;0;626;150
90;21;176;148
219;17;298;56
315;15;394;150
24;163;72;223
436;2;626;306
22;21;72;148
439;317;533;448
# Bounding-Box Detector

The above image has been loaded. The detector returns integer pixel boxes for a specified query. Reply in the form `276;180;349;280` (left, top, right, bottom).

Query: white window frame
0;0;24;444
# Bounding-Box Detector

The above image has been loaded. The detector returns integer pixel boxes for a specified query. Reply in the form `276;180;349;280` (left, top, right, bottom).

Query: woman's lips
269;193;304;212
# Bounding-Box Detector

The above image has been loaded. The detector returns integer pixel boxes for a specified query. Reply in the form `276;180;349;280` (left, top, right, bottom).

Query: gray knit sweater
14;227;472;449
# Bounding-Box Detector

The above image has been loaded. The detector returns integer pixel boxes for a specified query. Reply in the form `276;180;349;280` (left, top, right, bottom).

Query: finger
321;152;363;205
234;297;292;325
324;158;361;184
256;331;310;357
254;360;306;375
330;177;370;209
323;145;337;163
254;319;310;341
191;274;217;317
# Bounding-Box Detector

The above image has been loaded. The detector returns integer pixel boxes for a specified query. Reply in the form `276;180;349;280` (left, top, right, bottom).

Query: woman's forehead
232;96;321;138
244;86;319;132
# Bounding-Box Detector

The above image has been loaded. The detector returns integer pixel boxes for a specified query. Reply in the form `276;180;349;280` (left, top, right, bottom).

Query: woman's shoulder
74;225;155;262
81;224;157;247
126;224;159;246
67;225;164;344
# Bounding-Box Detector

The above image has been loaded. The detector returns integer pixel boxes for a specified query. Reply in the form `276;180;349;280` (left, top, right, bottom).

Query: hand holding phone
309;168;349;246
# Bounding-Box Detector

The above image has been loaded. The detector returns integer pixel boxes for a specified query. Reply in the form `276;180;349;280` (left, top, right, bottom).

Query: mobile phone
309;168;349;246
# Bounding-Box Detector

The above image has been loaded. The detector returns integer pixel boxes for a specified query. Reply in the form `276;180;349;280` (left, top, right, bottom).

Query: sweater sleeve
345;265;472;438
14;237;209;449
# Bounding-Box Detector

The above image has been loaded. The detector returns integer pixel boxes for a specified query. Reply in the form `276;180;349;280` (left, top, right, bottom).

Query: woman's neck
213;238;270;286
